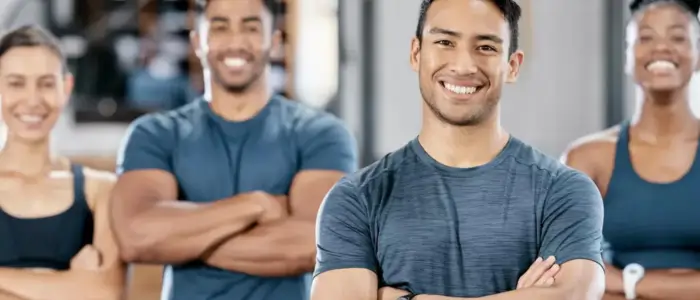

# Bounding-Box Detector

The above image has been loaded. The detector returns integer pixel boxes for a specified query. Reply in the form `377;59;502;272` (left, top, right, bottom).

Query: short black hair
630;0;700;25
0;25;66;72
415;0;522;55
195;0;279;19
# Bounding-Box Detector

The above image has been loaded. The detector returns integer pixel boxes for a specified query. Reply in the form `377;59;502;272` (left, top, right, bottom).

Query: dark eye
435;40;453;47
243;24;261;33
639;35;653;43
8;81;23;88
477;45;497;52
41;81;55;89
670;35;687;43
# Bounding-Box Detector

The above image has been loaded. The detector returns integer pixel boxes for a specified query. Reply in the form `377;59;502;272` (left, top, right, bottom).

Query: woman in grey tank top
562;1;700;299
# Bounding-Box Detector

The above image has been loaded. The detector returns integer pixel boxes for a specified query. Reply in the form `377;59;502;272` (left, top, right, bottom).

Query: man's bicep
311;268;378;300
314;177;378;277
539;170;604;267
117;114;175;174
298;115;358;173
554;259;605;298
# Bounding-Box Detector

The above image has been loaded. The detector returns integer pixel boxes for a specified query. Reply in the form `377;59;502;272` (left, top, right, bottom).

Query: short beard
420;90;496;127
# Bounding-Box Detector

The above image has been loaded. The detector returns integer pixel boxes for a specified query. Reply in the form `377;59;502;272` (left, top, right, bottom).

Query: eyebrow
427;27;503;44
638;24;689;31
210;16;262;24
5;74;56;79
428;27;462;37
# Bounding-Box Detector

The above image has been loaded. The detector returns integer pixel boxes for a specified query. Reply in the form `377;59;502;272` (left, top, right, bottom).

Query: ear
505;50;524;83
62;72;75;104
271;29;283;52
410;37;421;72
190;30;203;59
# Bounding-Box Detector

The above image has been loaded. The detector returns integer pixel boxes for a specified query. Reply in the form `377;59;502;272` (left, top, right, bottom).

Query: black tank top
0;164;94;270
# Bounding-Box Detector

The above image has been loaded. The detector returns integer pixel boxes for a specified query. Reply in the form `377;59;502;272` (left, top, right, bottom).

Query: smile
440;81;484;98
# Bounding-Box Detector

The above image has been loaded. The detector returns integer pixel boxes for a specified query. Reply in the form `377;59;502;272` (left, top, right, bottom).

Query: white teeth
646;60;676;72
18;115;43;124
224;57;247;68
444;83;477;95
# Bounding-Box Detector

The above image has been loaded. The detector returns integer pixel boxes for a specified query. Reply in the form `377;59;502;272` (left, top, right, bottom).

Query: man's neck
0;136;53;177
206;78;271;122
632;88;698;142
418;110;509;169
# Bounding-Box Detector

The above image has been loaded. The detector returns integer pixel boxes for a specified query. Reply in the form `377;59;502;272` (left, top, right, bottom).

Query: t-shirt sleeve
538;169;605;269
116;114;175;175
297;114;358;173
313;176;377;277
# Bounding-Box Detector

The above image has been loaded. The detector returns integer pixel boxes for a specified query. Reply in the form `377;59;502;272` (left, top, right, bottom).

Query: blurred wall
370;0;606;156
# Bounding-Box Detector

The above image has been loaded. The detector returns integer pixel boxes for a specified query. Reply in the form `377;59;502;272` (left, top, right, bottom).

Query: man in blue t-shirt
311;0;605;299
109;0;357;299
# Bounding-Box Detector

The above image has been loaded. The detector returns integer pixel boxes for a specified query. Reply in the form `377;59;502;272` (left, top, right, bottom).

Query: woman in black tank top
0;25;126;299
563;1;700;300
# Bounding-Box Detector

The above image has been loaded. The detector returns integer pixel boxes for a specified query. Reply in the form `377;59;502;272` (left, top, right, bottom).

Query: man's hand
516;256;560;289
70;245;102;271
247;192;288;223
378;256;560;299
604;265;623;294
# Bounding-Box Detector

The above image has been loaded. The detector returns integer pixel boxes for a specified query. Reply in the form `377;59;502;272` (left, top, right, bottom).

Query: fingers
517;256;557;289
535;263;560;286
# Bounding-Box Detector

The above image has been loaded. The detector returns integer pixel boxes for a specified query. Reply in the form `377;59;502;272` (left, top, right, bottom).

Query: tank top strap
608;121;636;187
70;164;88;209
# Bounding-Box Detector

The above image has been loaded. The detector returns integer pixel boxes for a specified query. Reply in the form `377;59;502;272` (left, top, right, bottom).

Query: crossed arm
603;267;700;300
0;172;126;300
311;169;605;300
111;114;357;276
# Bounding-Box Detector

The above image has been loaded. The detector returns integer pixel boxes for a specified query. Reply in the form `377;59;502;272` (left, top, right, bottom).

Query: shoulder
560;126;620;175
340;143;416;198
276;97;350;138
81;167;117;211
127;100;202;134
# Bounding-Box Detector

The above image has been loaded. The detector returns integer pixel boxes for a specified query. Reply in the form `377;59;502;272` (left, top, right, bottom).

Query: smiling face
628;3;700;94
0;46;72;143
410;0;523;127
191;0;280;94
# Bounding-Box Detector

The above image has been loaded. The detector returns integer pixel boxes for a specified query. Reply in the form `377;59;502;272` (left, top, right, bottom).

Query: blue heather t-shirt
117;95;357;300
315;137;604;297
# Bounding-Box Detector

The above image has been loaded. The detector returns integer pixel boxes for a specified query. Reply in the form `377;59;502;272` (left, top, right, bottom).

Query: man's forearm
636;271;700;300
0;268;122;300
117;194;264;264
417;286;588;300
204;218;316;276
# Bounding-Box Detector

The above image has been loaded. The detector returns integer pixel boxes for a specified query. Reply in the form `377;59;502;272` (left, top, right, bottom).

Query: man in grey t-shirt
310;0;605;299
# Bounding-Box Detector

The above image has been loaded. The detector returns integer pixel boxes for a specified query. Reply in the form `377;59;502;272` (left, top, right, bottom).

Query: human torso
0;163;94;270
159;97;324;300
590;122;700;269
361;138;565;297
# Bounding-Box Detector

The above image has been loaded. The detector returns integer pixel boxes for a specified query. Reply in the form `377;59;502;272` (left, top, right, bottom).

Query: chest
372;173;544;295
0;176;74;218
171;125;300;202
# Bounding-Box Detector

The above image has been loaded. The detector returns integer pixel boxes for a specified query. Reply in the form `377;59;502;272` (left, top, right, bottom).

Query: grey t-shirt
118;96;357;300
314;137;604;297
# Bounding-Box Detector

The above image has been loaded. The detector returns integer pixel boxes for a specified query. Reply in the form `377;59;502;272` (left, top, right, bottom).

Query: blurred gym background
0;0;699;299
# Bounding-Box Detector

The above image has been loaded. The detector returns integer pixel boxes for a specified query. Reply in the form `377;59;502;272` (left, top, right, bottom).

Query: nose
450;51;478;75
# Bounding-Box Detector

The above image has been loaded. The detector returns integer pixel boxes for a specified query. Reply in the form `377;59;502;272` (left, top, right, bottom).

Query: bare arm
111;169;267;264
203;170;345;276
0;172;126;300
312;268;379;300
635;270;700;300
203;117;357;276
411;260;604;300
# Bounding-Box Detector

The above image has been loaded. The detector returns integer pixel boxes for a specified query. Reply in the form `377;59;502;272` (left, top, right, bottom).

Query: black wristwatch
397;293;418;300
